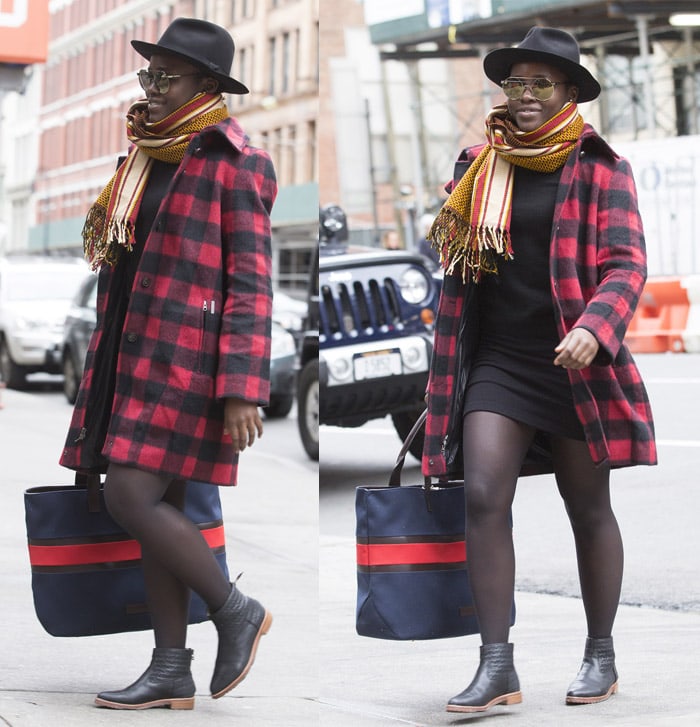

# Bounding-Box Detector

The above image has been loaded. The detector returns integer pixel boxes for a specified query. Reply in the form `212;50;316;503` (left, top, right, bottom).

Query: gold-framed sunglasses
501;77;568;101
137;68;201;94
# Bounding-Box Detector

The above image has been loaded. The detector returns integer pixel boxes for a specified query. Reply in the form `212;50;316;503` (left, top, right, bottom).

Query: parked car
55;274;296;418
266;320;297;418
297;246;320;461
297;205;439;461
0;255;88;389
272;289;307;345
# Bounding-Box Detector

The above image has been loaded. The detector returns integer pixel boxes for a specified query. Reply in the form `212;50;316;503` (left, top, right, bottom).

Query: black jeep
296;206;439;461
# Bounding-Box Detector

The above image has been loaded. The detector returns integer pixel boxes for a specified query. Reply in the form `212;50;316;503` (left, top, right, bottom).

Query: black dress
462;164;585;441
78;159;179;470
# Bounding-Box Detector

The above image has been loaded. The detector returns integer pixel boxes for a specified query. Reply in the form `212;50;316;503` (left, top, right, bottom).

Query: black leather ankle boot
209;581;272;698
94;648;195;710
566;636;618;704
446;642;522;713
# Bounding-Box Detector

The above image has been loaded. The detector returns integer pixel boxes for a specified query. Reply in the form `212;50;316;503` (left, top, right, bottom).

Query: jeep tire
297;358;319;461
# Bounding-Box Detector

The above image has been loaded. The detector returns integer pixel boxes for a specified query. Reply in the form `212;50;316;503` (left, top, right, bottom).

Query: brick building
2;0;318;293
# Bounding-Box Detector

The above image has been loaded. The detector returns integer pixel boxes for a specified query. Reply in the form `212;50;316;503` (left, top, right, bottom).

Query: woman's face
142;53;208;123
505;61;576;133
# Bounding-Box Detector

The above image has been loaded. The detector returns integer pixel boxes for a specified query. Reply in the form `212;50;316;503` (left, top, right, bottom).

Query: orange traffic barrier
625;277;690;353
681;276;700;353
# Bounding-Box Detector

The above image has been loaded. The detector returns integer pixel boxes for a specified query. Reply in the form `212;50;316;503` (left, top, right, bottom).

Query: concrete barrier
625;277;690;353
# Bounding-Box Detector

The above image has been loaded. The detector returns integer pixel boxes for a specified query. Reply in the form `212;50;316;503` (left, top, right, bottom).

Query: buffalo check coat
422;124;657;479
60;117;276;486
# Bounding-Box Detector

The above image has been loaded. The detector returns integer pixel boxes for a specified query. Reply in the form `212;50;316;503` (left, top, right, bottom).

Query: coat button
429;458;434;465
126;332;137;343
141;277;151;288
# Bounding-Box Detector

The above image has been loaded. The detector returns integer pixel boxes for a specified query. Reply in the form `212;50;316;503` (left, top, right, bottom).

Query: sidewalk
320;535;700;726
0;386;319;726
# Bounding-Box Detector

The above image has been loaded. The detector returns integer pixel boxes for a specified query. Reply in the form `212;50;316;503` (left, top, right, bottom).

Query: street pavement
3;356;700;726
319;353;700;726
0;384;319;726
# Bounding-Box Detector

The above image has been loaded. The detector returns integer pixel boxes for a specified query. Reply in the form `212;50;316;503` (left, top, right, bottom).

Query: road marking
657;439;700;448
323;428;700;449
321;426;397;437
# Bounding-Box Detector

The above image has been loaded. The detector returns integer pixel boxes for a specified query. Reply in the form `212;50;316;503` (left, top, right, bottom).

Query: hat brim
131;40;249;95
483;47;601;103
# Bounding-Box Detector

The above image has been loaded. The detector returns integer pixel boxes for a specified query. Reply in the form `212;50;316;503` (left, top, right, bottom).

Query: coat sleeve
572;156;647;365
216;147;277;403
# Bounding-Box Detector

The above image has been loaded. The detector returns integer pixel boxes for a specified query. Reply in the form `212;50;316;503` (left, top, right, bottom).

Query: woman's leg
550;437;621;638
140;480;189;648
103;464;232;639
462;411;535;644
447;412;534;713
551;436;621;703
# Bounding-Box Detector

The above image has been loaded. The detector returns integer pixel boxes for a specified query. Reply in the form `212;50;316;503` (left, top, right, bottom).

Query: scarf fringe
82;206;135;271
430;206;513;282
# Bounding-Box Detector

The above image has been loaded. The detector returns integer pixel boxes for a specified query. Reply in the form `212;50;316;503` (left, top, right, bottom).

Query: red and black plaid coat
423;124;657;478
60;117;276;486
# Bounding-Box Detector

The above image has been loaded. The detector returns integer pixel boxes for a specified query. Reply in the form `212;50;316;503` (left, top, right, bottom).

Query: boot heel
504;692;523;705
170;698;195;710
261;610;273;635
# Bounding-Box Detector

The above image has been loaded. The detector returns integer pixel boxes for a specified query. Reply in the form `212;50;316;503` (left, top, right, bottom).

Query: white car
0;256;88;388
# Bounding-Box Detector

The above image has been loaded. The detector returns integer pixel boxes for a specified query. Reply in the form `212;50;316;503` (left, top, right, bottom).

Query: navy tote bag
355;411;514;640
24;473;228;637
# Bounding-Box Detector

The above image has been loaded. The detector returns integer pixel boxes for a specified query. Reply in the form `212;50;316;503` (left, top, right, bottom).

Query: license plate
353;349;402;380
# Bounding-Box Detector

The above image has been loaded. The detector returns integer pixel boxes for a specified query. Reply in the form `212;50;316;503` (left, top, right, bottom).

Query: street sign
0;0;50;64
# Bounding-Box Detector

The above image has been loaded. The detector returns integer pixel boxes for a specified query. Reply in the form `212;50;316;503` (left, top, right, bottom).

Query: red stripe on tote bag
28;524;225;569
356;538;466;569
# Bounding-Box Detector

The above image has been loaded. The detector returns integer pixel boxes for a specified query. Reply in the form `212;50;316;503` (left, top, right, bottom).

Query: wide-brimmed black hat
131;17;248;95
483;27;601;103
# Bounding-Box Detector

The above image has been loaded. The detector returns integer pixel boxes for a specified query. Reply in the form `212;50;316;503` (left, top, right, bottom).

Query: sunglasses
137;68;201;94
501;77;568;101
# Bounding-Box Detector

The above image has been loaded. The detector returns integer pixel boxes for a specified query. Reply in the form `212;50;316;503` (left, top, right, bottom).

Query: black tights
462;411;623;645
104;464;231;649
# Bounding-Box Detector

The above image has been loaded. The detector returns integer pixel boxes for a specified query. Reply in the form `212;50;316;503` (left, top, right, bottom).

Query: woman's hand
554;328;599;370
224;397;264;453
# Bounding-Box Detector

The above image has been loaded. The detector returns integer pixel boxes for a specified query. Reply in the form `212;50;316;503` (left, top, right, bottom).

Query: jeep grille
320;278;403;340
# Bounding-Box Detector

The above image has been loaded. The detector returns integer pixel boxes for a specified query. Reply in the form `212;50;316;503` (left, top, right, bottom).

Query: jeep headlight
399;268;430;305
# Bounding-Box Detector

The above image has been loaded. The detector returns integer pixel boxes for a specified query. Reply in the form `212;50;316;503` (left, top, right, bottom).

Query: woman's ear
202;77;219;94
569;85;579;102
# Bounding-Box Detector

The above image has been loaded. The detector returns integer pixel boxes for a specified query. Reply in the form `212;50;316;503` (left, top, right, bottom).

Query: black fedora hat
483;27;601;103
132;17;249;95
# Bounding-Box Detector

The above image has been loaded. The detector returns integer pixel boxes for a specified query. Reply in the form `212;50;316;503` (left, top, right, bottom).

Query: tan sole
446;691;522;713
566;681;618;705
211;609;273;699
94;696;194;710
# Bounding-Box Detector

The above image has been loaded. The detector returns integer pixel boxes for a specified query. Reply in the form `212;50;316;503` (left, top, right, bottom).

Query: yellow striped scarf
83;92;229;270
429;102;584;281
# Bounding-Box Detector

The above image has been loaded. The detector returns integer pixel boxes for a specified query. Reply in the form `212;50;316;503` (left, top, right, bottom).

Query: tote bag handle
388;408;429;488
74;471;103;513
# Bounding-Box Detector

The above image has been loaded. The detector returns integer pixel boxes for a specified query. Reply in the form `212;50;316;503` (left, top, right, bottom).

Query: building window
281;32;290;95
268;36;277;96
238;46;248;106
307;120;316;181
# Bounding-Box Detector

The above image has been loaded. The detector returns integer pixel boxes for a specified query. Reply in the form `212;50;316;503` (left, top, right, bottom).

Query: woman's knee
464;473;514;524
103;465;167;526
